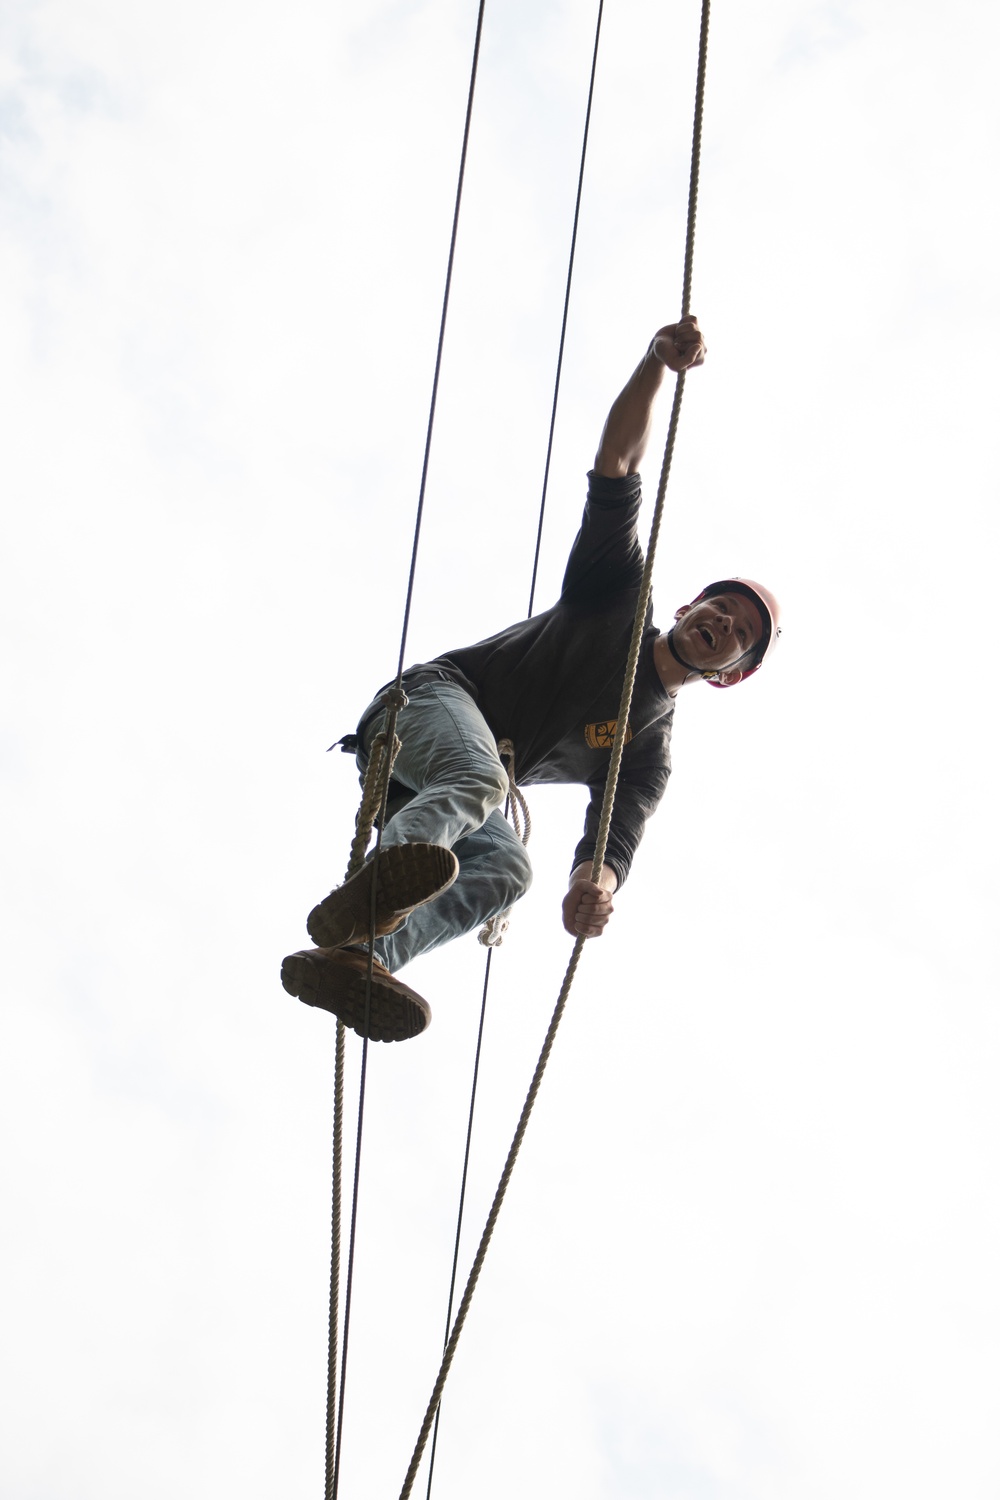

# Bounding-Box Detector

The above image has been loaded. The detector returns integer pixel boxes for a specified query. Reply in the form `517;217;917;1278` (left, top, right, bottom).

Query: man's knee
501;838;533;906
452;763;509;818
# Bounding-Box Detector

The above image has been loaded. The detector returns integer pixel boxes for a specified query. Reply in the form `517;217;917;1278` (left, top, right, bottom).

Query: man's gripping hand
562;864;618;939
650;315;706;373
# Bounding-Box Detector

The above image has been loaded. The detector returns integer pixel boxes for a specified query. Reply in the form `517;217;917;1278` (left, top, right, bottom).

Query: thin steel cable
421;10;607;1492
422;947;495;1500
394;0;488;683
527;0;606;618
399;935;588;1500
324;4;488;1494
330;1009;372;1500
398;5;712;1494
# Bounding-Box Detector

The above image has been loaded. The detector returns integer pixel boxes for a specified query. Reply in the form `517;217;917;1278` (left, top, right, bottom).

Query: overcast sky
3;1;999;1497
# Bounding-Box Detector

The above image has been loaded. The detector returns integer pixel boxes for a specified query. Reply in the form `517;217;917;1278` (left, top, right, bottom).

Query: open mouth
699;626;716;650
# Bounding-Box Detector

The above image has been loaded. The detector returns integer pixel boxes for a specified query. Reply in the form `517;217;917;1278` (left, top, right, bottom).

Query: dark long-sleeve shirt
397;471;674;886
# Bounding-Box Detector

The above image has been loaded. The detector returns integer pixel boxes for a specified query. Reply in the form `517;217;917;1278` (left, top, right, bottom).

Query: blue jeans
358;678;533;972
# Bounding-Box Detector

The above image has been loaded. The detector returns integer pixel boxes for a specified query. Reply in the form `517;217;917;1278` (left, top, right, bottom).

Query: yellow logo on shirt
585;718;633;750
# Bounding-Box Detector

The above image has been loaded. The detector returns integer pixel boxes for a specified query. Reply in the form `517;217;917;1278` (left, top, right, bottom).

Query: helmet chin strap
666;626;718;683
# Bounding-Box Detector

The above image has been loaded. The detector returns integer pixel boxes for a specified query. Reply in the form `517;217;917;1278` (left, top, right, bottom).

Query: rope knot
381;686;409;713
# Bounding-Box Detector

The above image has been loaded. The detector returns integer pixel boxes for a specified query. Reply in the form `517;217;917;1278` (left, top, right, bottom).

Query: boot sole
281;951;430;1043
306;843;458;950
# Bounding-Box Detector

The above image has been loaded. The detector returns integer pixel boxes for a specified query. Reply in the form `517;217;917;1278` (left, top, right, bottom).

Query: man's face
672;591;763;675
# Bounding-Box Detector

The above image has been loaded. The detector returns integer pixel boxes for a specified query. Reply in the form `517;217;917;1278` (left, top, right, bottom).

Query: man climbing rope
281;316;779;1041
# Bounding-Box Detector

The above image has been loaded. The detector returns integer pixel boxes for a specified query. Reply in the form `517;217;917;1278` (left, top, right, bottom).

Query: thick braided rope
345;726;403;882
323;1019;345;1499
501;742;532;846
478;740;532;947
398;6;712;1493
324;690;407;1500
345;682;411;889
587;0;708;872
588;374;685;873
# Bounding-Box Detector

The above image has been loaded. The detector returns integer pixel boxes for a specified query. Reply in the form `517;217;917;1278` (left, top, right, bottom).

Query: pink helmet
690;578;781;687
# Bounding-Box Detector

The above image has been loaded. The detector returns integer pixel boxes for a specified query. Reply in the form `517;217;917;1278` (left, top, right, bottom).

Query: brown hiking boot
306;842;458;950
280;946;431;1042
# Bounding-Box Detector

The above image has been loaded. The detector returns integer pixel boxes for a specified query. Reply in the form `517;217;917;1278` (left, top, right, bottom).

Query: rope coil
346;724;404;880
478;738;531;948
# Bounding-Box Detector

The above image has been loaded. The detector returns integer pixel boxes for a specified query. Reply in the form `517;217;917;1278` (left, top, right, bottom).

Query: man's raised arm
593;316;706;478
563;317;706;938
